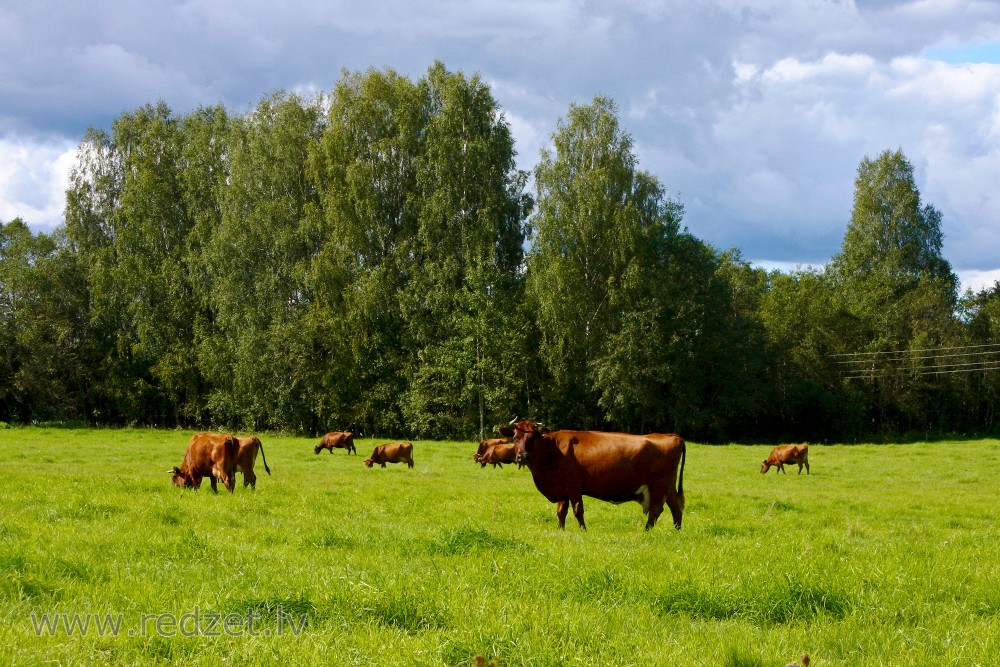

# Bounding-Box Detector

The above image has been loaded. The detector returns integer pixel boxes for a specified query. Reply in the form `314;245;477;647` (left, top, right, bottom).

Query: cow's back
236;437;260;470
385;442;413;460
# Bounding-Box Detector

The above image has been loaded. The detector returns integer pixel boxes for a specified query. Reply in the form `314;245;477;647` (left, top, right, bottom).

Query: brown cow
170;433;239;493
479;443;517;468
315;431;356;455
364;442;414;468
761;444;810;474
473;437;510;463
500;420;686;531
235;436;271;489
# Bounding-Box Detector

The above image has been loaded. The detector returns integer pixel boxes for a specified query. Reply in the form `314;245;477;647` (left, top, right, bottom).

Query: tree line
3;63;1000;442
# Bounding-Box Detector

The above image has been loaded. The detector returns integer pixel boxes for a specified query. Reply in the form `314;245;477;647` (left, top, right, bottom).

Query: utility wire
843;360;1000;379
831;342;1000;358
834;349;1000;365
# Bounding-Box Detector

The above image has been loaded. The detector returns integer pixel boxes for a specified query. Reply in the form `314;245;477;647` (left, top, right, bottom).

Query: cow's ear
499;426;514;438
540;427;550;435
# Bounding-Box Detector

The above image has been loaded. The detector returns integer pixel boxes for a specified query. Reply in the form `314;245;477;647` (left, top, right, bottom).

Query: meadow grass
1;428;999;666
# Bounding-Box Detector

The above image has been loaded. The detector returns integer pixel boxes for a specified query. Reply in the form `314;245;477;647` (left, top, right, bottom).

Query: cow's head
314;442;324;454
169;466;190;487
760;460;771;474
499;420;549;467
363;458;374;468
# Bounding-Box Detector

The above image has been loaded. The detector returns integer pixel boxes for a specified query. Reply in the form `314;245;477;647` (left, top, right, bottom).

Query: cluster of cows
170;420;808;532
314;431;415;468
169;431;414;494
169;432;271;493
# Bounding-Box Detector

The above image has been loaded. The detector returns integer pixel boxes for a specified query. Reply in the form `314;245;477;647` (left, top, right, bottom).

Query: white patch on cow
636;484;650;513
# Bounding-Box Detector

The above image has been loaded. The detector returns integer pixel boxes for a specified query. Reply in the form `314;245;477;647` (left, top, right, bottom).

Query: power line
834;349;1000;365
830;342;1000;358
843;360;1000;379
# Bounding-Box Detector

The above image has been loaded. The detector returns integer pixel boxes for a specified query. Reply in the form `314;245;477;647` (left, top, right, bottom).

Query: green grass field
1;428;999;666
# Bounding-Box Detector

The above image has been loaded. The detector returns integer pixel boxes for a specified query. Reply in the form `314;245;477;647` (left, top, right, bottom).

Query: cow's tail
259;441;272;475
677;438;686;503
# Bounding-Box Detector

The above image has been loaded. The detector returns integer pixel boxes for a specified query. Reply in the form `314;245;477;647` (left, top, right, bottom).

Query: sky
2;0;1000;291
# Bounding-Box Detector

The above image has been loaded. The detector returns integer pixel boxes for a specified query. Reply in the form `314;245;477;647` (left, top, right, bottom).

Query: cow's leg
555;500;569;529
805;458;810;474
646;496;664;530
209;475;218;493
571;496;586;530
408;457;413;469
246;470;256;489
664;487;683;530
778;462;786;474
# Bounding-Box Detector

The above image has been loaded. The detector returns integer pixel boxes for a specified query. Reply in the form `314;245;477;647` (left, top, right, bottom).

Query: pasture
1;428;999;666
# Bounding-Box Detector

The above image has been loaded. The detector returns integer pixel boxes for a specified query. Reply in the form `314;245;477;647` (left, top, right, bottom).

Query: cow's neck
527;437;563;495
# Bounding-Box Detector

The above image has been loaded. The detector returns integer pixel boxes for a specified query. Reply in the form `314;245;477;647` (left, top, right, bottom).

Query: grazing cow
473;437;510;463
315;431;356;455
499;420;686;531
364;442;414;468
761;444;810;474
479;443;517;468
170;433;239;493
235;436;271;489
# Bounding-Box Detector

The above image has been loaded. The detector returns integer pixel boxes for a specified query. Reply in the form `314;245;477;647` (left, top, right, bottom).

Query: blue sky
2;0;1000;291
924;38;1000;64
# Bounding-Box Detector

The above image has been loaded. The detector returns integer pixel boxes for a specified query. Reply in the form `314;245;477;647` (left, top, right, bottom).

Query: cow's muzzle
515;454;529;468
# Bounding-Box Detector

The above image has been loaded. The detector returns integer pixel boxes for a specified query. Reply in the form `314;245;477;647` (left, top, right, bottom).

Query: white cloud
701;46;1000;271
0;137;76;232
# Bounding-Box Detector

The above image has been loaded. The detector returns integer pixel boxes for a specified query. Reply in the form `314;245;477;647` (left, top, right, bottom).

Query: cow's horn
508;416;519;425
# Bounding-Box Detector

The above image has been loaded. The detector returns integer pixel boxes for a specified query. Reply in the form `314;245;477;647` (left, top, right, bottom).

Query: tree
528;96;683;430
202;92;323;431
831;148;957;314
402;63;531;438
307;68;425;435
0;220;93;422
829;148;963;436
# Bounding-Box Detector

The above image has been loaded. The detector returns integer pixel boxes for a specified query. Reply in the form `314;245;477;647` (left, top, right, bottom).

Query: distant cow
761;444;810;474
236;436;271;489
315;431;356;455
474;437;509;462
364;442;414;468
170;433;239;493
500;420;686;531
479;443;517;468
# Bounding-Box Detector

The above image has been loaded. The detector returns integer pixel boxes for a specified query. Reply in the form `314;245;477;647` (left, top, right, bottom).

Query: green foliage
824;149;969;437
831;148;956;298
528;97;687;429
5;70;999;441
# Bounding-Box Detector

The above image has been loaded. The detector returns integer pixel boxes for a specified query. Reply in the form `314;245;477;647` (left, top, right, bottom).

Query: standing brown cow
170;433;239;493
473;437;510;462
315;431;356;455
500;420;686;531
235;436;271;489
364;442;414;468
479;443;517;468
761;444;810;474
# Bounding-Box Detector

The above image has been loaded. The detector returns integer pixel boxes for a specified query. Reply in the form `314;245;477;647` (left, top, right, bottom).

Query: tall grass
2;428;999;665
